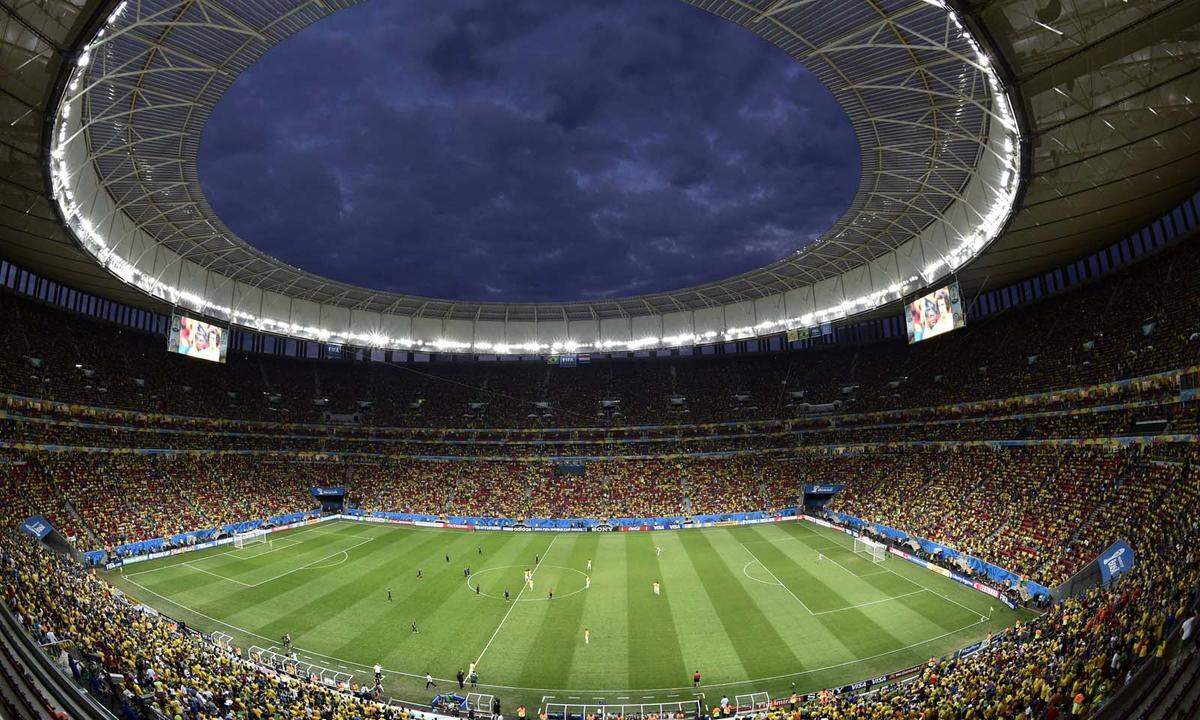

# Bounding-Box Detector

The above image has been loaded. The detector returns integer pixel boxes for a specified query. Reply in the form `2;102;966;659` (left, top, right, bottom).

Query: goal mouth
233;529;271;549
853;536;888;563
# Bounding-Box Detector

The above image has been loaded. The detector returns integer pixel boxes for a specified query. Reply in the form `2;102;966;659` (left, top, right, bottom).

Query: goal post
853;535;887;563
233;529;270;550
734;692;770;715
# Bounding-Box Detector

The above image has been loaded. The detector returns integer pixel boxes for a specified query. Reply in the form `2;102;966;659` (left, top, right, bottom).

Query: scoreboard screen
167;313;229;363
905;282;966;344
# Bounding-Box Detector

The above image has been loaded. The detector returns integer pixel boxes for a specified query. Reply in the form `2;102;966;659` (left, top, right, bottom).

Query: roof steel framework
46;0;1023;352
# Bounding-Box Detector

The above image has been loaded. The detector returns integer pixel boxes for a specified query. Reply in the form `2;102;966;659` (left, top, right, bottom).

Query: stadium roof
0;0;1197;351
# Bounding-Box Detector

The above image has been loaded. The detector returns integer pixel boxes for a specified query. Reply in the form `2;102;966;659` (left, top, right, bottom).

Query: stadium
0;0;1198;718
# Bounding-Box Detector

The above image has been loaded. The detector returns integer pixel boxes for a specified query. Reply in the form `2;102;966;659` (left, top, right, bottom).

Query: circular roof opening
54;0;1021;349
198;0;859;303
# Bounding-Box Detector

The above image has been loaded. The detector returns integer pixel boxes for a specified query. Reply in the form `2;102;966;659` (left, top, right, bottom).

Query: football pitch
109;519;1025;709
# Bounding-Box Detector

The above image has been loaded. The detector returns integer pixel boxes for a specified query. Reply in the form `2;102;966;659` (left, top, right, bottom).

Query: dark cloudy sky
199;0;859;303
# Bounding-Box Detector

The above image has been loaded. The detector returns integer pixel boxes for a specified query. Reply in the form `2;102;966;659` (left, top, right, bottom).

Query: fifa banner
20;515;52;539
1099;539;1135;583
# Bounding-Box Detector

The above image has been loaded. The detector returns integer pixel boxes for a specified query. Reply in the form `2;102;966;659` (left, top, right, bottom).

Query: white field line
742;545;925;615
182;561;252;587
122;524;335;577
741;536;844;551
124;546;241;577
812;589;927;616
736;539;814;615
303;527;383;540
244;536;375;587
741;560;780;586
169;536;373;588
227;537;303;560
125;568;986;695
755;528;882;579
474;534;559;669
816;552;861;579
795;523;988;622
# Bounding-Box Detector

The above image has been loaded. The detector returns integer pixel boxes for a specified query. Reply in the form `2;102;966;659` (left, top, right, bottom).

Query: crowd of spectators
0;386;1190;460
3;454;317;548
2;234;1199;430
0;450;1195;720
0;212;1197;717
827;446;1192;587
0;452;803;547
756;453;1200;720
0;526;414;720
4;441;1191;599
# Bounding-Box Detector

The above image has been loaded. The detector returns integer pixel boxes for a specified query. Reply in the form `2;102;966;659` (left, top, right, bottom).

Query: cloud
199;0;859;302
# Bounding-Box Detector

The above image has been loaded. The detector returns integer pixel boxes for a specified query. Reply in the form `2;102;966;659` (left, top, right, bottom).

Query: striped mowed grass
109;519;1024;709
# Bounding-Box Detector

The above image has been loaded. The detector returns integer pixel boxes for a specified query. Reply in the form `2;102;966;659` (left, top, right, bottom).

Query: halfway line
474;534;559;669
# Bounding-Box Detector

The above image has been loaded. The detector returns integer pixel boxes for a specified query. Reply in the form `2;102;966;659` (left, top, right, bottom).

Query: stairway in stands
1133;646;1200;720
59;498;102;551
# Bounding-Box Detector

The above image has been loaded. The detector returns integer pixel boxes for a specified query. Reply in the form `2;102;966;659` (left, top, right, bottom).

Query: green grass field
108;519;1025;710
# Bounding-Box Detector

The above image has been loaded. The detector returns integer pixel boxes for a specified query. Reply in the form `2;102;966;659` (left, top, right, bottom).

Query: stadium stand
2;236;1198;428
0;216;1198;717
0;450;1196;720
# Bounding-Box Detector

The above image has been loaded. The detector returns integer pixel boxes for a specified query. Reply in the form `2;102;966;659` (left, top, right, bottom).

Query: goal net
853;536;887;563
234;529;270;550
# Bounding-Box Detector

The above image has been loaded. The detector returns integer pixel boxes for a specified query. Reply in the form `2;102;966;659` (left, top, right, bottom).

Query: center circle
464;564;590;602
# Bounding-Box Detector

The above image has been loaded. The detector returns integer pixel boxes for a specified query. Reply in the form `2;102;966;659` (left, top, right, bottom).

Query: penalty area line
794;523;989;623
736;539;814;615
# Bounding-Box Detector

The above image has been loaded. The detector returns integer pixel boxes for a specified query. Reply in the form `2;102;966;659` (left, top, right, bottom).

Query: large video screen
905;282;965;344
167;313;229;363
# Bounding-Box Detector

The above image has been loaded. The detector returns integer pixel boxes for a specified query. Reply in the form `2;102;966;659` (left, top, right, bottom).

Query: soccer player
584;628;590;645
417;568;423;579
387;589;392;602
464;567;470;577
476;584;481;596
425;673;437;689
445;554;450;563
693;670;701;687
374;664;383;684
457;669;465;689
478;546;483;555
548;588;554;600
656;546;661;557
535;554;540;565
585;575;591;589
653;581;661;596
504;587;510;601
411;620;419;634
817;553;825;563
281;633;291;653
586;559;592;571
